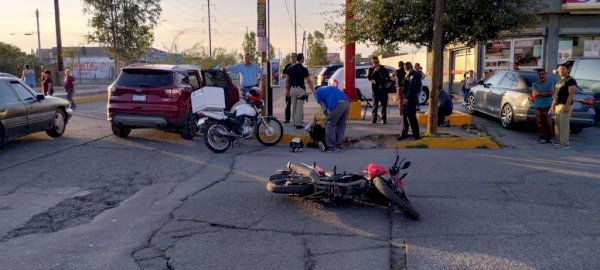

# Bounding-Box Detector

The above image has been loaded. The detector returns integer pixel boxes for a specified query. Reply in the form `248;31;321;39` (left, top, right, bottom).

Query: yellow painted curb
279;133;311;145
395;136;499;149
347;101;362;120
417;110;471;126
73;93;107;104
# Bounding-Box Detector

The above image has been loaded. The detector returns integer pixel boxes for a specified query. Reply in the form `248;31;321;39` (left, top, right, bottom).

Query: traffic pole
344;0;360;119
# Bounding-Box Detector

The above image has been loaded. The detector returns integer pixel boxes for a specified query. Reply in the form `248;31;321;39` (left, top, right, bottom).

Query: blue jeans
463;88;471;103
66;88;76;108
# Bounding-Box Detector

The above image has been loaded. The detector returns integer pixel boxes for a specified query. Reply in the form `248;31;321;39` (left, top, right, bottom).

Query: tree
328;0;540;49
306;31;328;67
181;43;239;69
82;0;161;63
0;42;39;77
370;44;397;58
242;32;258;62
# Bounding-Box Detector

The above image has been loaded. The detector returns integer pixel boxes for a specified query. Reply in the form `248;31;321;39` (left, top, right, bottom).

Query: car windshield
116;69;173;88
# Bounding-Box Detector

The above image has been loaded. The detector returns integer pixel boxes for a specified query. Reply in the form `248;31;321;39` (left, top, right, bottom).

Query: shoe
382;121;387;124
318;141;326;152
396;134;409;141
412;137;421;141
559;144;570;149
295;125;303;129
334;148;341;152
284;120;290;123
538;139;547;144
324;148;335;153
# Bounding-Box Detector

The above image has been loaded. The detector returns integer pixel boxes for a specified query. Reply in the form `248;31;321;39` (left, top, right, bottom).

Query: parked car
0;77;73;145
328;65;431;104
107;64;239;140
566;57;600;123
316;64;343;87
0;73;19;79
465;70;596;133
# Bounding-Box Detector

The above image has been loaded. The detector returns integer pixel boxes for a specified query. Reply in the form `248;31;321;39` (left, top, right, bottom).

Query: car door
11;80;53;132
488;72;518;115
477;73;504;113
0;80;28;139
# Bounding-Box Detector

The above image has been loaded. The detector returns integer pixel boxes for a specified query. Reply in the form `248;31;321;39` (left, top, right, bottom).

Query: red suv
107;64;239;139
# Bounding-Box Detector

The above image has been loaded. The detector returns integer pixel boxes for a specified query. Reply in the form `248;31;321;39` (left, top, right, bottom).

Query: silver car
466;71;596;133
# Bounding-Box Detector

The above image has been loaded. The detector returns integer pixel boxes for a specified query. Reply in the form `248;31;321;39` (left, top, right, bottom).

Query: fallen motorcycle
267;155;420;220
194;87;283;153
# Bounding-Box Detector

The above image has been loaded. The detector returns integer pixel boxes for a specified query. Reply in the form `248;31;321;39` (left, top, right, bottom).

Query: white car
328;65;430;104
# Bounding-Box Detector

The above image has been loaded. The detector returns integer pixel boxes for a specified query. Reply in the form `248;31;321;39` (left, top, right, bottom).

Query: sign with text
258;36;268;52
257;0;266;37
562;0;600;10
270;59;280;87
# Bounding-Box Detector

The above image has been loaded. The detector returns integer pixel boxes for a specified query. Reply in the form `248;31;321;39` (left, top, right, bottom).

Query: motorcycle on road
195;88;283;153
267;155;420;220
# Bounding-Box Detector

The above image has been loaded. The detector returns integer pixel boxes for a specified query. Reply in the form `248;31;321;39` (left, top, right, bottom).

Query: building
39;47;115;81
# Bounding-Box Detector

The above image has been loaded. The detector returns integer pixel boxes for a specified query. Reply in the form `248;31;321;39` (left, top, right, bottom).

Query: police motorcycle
193;87;283;153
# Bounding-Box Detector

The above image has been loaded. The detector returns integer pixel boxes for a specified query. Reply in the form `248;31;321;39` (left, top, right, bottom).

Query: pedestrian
285;53;315;129
414;63;426;79
532;69;554;144
397;62;421;141
21;64;35;88
367;56;391;124
463;70;478;105
315;85;350;152
281;53;298;123
64;68;77;109
551;64;577;149
226;53;263;96
307;106;326;148
42;70;54;96
393;61;406;118
438;89;453;126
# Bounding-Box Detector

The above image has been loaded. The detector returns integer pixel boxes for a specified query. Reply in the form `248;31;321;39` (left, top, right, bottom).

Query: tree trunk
427;0;446;135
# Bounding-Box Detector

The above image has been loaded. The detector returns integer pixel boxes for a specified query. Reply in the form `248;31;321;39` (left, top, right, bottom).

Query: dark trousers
284;96;291;122
438;107;450;125
535;107;553;141
372;96;388;123
402;100;420;139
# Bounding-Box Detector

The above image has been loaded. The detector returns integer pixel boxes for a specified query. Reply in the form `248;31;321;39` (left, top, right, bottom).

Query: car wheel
180;112;198;140
570;126;583;134
465;94;476;114
500;104;515;129
46;109;67;138
111;123;131;138
419;87;430;105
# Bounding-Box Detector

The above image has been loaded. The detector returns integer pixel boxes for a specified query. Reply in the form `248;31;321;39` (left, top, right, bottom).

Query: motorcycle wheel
255;116;283;146
266;175;313;194
373;177;420;220
203;123;232;153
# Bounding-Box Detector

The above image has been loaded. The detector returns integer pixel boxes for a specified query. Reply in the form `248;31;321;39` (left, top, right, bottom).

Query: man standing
393;61;406;118
367;56;391;124
285;53;315;129
551;64;577;149
226;53;263;96
281;53;298;123
532;69;554;144
397;62;421;141
315;85;350;152
463;70;478;105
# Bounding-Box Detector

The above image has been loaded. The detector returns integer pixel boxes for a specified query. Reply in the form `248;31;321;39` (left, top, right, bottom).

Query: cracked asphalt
0;101;599;270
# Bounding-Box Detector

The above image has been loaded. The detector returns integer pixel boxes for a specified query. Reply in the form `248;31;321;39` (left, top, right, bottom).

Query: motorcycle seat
224;110;237;119
332;174;366;183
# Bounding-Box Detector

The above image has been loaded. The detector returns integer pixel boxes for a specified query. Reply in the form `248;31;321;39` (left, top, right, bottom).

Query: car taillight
164;88;183;98
582;98;595;106
528;95;535;102
333;79;339;88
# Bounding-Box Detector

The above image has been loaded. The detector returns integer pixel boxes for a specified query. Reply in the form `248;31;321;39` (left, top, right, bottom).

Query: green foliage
181;44;239;70
0;42;39;77
370;44;397;57
306;31;328;67
82;0;161;62
328;0;541;48
242;31;275;62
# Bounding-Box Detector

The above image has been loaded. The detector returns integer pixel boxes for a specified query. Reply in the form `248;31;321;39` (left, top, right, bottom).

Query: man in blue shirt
315;86;349;152
532;69;554;144
226;53;263;96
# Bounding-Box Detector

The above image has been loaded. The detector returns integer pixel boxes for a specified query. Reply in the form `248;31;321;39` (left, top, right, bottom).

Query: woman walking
64;69;77;109
21;64;35;88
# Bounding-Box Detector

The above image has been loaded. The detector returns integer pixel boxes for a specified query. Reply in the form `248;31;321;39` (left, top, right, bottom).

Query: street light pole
294;0;297;53
36;9;41;60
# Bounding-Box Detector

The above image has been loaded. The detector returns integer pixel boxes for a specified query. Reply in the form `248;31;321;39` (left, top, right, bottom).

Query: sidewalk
34;82;109;103
270;87;498;149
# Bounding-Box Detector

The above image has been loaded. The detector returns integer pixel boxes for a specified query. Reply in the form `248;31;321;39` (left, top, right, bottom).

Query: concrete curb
395;136;499;149
417;110;472;126
73;93;107;104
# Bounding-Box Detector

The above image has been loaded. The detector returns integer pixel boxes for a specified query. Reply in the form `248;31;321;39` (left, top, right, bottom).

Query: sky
0;0;390;60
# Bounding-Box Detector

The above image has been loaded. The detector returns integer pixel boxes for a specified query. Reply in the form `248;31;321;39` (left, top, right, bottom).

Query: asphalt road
0;101;599;270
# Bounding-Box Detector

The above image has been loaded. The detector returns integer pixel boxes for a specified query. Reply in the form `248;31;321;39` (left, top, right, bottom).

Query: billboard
562;0;600;10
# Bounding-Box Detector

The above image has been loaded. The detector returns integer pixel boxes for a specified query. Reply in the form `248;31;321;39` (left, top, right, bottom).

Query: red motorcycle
267;155;420;220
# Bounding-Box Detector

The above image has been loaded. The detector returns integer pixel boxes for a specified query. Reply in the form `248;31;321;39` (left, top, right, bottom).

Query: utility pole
301;31;306;56
207;0;212;58
35;9;41;60
427;0;446;135
53;0;64;85
294;0;297;53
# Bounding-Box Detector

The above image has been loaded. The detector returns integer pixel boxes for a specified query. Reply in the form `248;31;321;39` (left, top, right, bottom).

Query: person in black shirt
281;53;297;123
285;53;315;128
367;56;391;124
551;64;577;148
397;62;421;141
393;61;406;118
